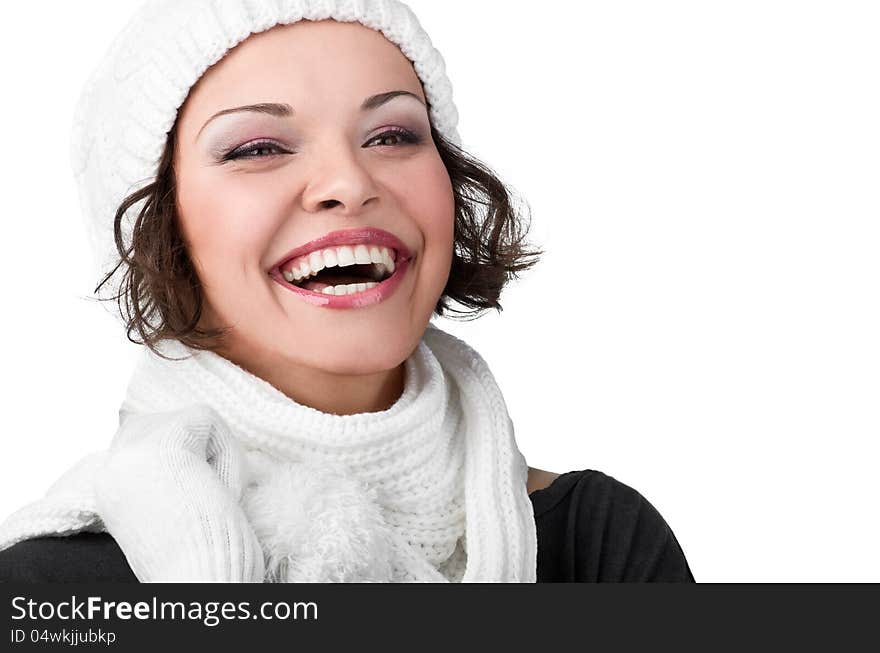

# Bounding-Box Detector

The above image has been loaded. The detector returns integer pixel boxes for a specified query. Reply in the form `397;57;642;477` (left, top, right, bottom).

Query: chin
305;346;409;376
267;327;415;375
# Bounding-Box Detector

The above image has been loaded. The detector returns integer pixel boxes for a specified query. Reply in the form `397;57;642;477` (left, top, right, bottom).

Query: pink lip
268;227;414;310
269;255;411;309
270;227;412;271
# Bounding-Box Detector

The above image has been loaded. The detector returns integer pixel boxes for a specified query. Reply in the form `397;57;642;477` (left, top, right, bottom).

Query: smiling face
172;19;455;387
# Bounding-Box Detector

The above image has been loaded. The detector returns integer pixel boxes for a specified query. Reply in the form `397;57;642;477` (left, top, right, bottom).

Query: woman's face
173;19;455;378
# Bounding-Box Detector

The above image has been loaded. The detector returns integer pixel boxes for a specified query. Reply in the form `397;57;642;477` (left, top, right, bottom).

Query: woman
0;0;693;583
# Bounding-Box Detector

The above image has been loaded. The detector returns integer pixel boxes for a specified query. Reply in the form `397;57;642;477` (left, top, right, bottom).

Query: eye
364;127;422;148
224;140;288;161
222;128;422;162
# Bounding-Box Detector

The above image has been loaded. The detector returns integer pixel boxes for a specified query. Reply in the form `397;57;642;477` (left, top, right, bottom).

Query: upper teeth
281;244;397;283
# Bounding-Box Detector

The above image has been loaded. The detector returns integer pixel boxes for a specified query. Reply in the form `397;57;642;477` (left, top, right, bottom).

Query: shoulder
527;467;561;495
530;469;695;582
0;532;137;583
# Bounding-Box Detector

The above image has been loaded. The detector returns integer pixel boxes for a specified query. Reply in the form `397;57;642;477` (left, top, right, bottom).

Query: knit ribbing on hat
71;0;462;302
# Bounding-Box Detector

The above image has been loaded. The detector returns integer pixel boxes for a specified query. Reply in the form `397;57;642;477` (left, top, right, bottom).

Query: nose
300;141;380;215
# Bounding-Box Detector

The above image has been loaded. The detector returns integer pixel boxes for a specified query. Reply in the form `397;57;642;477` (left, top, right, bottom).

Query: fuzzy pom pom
240;450;395;583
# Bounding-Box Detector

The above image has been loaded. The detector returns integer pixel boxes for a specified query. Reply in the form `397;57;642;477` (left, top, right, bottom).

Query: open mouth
279;244;399;296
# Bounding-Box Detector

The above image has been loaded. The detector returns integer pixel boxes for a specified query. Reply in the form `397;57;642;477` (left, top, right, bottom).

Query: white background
0;1;877;582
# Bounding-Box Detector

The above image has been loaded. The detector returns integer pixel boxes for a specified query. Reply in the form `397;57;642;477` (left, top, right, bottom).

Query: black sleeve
534;470;696;582
642;522;695;582
0;533;138;583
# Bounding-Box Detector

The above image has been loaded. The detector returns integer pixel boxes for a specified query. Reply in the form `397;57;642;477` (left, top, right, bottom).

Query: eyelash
223;127;422;161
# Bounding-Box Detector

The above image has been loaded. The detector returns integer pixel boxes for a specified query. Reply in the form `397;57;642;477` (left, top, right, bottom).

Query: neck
215;343;406;416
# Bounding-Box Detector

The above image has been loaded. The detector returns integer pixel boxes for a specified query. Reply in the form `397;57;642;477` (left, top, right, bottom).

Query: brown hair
95;119;542;359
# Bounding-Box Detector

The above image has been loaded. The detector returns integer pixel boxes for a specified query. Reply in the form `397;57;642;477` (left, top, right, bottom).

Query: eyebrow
196;90;425;139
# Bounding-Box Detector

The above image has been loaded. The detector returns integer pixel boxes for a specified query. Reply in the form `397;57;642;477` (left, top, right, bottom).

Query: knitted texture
93;405;266;581
72;0;462;300
0;324;538;582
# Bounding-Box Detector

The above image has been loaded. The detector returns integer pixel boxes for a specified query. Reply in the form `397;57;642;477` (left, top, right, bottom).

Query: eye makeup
202;100;431;164
209;123;428;165
218;125;425;163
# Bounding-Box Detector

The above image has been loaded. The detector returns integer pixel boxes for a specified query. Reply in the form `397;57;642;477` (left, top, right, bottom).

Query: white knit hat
71;0;461;295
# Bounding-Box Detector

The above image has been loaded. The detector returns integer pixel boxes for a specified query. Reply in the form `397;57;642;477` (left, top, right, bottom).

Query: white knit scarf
0;324;537;583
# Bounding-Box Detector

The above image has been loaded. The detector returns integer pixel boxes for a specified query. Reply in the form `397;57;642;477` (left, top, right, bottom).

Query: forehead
178;19;426;123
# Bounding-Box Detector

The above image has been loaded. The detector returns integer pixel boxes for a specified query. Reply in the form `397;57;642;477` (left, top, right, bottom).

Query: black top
0;469;694;583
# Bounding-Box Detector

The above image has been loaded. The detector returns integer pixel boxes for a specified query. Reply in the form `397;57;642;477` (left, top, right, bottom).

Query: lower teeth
321;282;379;296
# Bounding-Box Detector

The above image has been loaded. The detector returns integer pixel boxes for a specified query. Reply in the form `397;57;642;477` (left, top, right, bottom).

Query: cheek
176;169;276;279
396;155;455;258
423;166;456;284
